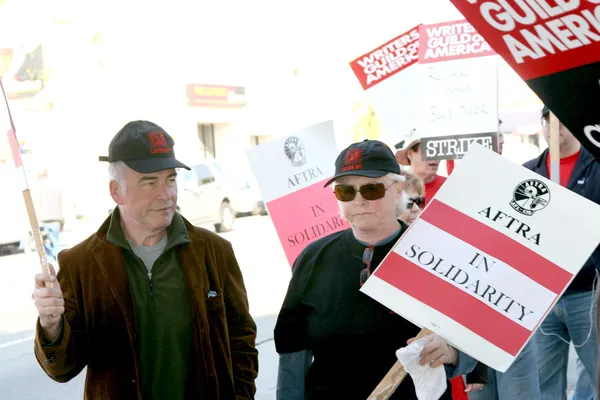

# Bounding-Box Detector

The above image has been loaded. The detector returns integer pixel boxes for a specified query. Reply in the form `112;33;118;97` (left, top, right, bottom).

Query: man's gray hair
108;161;129;193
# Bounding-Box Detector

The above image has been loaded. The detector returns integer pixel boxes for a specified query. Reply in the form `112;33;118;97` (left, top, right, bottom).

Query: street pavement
0;215;582;399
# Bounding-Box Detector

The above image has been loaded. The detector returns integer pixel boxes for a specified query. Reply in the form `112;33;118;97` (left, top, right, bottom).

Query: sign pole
549;111;561;184
0;79;53;287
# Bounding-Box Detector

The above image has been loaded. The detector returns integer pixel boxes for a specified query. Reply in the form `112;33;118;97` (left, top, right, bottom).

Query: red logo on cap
147;131;171;155
342;148;363;172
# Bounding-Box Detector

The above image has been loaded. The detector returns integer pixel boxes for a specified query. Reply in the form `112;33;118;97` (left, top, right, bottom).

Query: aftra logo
284;136;306;167
510;179;550;216
584;124;600;148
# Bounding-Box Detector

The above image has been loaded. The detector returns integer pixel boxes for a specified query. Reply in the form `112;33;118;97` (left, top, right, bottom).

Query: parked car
177;160;265;232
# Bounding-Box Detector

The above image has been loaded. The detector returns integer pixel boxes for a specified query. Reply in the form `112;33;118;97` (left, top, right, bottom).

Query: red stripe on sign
421;200;572;294
375;251;530;356
6;128;23;168
349;25;420;90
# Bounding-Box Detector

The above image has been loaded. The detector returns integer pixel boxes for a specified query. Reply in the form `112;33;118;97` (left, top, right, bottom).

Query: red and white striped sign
246;121;348;267
0;79;27;190
361;144;600;372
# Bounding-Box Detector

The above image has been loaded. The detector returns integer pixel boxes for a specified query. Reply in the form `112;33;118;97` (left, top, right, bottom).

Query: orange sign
186;84;246;108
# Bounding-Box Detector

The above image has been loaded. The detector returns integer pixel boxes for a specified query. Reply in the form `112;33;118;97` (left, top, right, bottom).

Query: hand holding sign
33;264;64;341
415;332;459;367
367;328;433;400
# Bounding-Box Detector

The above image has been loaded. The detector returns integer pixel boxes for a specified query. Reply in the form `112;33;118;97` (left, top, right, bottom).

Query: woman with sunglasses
397;171;426;225
274;140;477;400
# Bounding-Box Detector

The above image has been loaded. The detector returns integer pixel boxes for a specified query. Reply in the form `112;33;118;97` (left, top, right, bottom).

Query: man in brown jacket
32;120;258;399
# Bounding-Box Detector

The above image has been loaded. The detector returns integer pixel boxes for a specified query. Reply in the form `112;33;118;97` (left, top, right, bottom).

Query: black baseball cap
99;120;190;173
324;139;400;187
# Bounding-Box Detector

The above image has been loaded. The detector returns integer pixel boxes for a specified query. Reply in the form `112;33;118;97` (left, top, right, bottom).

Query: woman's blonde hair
401;170;425;196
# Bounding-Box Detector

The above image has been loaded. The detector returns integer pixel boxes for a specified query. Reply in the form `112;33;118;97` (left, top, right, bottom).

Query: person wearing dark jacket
526;106;600;399
31;121;258;399
274;139;477;400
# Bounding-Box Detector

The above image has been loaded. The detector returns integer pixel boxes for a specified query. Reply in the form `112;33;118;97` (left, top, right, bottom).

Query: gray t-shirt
128;235;168;273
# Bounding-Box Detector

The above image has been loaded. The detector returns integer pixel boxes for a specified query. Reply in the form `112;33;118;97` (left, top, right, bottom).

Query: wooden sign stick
549;111;561;184
367;328;433;400
0;79;53;288
23;189;53;288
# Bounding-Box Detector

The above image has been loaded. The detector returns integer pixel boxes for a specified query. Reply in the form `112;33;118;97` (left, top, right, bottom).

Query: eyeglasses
334;183;394;202
407;196;426;209
360;246;374;287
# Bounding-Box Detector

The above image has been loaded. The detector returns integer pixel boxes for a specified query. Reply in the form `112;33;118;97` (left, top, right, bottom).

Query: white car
177;161;265;232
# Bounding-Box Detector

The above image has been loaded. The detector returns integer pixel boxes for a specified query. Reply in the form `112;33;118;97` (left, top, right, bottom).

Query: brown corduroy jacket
34;215;258;399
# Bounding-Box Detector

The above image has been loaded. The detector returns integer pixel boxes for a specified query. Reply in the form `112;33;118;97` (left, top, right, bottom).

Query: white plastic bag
396;336;447;400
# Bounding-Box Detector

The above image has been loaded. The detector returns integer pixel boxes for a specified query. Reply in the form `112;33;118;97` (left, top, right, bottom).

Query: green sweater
107;210;193;399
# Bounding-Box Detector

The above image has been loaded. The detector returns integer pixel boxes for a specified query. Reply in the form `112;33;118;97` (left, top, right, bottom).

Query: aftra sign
246;121;348;267
361;144;600;372
450;0;600;162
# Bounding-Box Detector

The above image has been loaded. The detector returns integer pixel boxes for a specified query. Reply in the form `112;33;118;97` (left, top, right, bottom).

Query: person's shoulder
522;158;537;170
185;221;232;249
56;231;105;272
399;220;409;235
523;150;546;170
580;147;599;167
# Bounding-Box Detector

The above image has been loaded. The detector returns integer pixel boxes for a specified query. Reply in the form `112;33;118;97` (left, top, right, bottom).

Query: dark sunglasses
407;196;426;209
360;246;374;287
334;182;394;202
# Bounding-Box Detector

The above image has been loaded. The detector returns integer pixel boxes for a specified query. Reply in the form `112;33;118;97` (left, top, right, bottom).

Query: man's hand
465;383;485;393
32;264;64;341
407;334;459;368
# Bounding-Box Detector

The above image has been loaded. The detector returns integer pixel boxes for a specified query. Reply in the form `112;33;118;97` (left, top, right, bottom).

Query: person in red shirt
525;106;599;400
395;130;446;206
540;112;580;186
